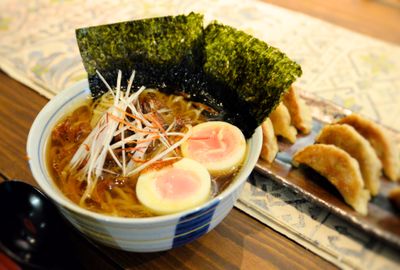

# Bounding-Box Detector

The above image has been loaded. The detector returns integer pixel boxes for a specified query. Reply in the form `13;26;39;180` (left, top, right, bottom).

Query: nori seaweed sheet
75;13;302;138
76;12;205;98
203;22;302;127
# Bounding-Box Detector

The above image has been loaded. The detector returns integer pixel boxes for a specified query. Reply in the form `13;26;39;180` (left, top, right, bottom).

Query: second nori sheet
203;22;302;127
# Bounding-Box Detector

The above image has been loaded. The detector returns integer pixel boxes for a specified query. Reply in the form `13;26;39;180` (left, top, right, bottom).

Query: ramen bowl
27;80;263;252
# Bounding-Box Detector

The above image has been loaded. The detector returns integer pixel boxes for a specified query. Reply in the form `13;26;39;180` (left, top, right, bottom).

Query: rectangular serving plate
255;91;400;249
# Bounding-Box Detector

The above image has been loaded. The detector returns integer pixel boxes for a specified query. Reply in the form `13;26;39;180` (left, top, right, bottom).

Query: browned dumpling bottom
293;144;370;215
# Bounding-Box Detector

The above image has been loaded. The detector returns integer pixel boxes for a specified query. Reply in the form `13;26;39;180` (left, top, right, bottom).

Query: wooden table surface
0;0;399;269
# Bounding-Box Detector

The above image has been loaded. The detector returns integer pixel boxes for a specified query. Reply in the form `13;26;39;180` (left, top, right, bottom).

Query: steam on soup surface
47;74;247;217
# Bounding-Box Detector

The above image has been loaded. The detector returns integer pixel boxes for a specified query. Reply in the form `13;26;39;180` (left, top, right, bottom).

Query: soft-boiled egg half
181;121;247;176
136;158;211;215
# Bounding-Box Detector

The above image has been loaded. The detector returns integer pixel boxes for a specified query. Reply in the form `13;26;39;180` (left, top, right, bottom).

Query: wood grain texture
0;70;336;269
1;0;399;268
96;210;332;270
0;73;47;183
262;0;400;44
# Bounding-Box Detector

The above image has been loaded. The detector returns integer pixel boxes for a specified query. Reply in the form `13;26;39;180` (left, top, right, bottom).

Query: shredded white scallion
68;70;193;202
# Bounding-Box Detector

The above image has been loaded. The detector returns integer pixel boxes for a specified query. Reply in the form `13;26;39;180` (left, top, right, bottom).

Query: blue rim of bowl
27;80;262;225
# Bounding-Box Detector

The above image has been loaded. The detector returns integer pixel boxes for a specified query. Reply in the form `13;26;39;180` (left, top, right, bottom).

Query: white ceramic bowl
27;80;262;252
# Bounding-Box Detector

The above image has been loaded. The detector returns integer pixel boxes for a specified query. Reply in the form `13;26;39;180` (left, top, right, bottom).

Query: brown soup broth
47;90;243;217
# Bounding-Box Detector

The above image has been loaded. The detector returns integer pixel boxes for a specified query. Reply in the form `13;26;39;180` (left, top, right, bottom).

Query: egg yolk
155;168;200;200
188;126;236;162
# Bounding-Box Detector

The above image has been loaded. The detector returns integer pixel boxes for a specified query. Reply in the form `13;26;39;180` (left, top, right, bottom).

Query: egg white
136;158;211;215
181;121;247;176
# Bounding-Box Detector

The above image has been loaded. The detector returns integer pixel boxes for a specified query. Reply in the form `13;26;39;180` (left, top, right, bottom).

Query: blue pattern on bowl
173;200;219;247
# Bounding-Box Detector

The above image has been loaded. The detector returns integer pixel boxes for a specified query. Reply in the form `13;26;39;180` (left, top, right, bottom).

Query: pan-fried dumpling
269;103;297;143
337;114;399;181
283;86;312;134
293;144;370;215
260;118;278;163
315;124;382;196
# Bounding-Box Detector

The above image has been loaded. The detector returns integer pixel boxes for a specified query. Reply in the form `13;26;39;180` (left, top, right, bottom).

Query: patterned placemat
1;0;399;269
236;172;400;269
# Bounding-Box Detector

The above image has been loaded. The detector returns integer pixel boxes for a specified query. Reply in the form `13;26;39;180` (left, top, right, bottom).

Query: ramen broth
47;89;245;217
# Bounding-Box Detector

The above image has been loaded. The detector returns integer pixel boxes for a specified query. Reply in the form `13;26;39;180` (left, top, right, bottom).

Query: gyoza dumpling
260;118;278;163
269;103;297;143
315;124;382;196
293;144;370;215
283;86;312;134
337;114;399;181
